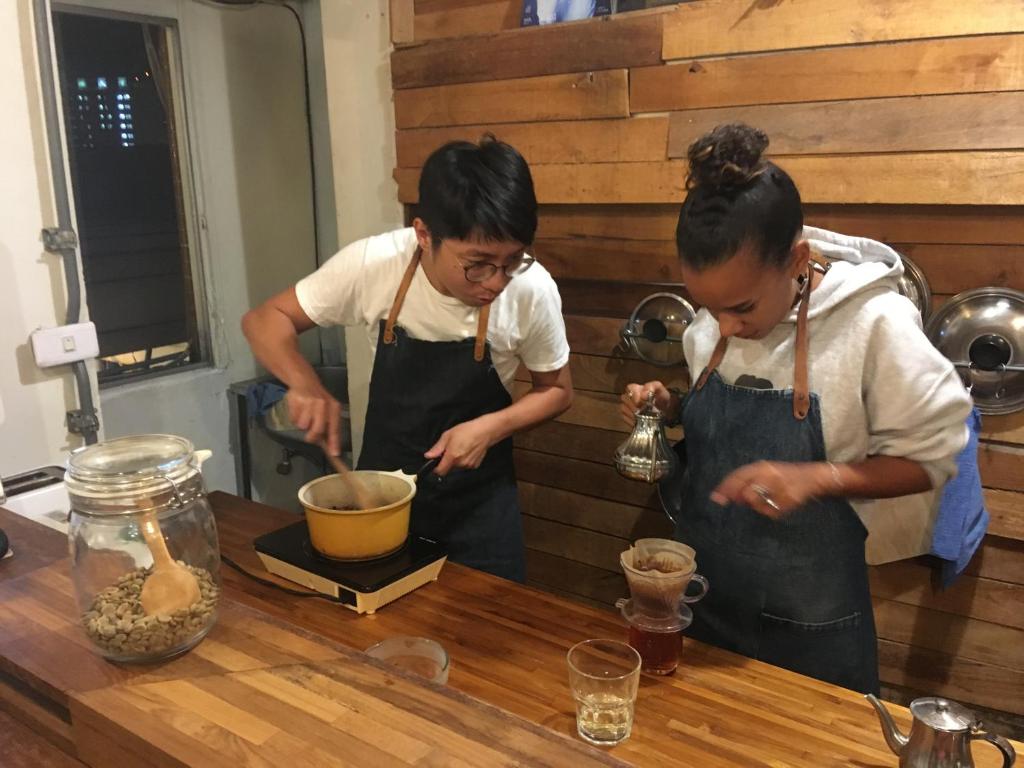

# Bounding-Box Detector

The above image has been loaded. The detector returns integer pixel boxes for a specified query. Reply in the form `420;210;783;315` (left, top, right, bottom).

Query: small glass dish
365;636;450;685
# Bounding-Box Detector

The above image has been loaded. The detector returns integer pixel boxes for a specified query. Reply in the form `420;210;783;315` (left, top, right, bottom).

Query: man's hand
287;385;344;456
242;287;344;456
424;415;498;476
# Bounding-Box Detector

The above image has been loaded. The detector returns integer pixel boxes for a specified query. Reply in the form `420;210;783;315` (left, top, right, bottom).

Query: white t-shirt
295;227;570;392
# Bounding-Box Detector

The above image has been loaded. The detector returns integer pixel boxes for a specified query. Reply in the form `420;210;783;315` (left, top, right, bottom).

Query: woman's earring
797;273;807;287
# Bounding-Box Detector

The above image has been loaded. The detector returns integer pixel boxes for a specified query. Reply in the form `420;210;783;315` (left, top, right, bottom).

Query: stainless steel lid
926;288;1024;415
910;698;976;732
619;292;695;367
897;253;932;324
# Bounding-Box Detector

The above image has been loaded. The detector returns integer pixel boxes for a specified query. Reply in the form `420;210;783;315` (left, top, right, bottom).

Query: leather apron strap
473;304;491;363
382;246;490;362
791;261;814;420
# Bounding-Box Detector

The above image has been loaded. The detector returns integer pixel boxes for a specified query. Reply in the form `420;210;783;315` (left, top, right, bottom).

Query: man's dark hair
417;136;537;248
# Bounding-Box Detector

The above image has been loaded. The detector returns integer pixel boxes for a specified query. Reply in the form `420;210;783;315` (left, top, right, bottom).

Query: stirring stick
318;442;378;510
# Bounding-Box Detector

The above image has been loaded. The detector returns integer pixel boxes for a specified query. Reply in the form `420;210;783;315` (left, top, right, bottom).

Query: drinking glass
566;639;642;746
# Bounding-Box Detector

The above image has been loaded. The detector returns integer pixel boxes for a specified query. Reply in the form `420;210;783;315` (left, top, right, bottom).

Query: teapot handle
971;730;1016;768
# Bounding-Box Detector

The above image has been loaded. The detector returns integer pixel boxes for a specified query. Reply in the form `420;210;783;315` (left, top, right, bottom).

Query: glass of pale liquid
567;639;642;746
365;636;450;685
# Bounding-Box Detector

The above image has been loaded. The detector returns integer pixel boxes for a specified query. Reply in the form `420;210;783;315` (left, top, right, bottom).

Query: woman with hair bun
621;124;971;693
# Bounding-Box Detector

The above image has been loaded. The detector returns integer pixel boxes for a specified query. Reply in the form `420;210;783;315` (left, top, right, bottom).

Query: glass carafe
65;434;221;663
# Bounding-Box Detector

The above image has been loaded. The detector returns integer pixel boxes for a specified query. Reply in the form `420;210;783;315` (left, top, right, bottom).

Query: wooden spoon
319;442;379;510
139;512;201;616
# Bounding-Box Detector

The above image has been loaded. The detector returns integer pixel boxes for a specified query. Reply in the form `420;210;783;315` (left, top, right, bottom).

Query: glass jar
65;434;221;663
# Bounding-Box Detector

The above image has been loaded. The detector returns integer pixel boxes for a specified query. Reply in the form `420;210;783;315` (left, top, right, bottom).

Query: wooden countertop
0;494;1016;767
0;509;622;767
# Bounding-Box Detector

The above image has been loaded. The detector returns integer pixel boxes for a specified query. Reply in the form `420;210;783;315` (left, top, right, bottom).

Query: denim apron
676;262;879;694
357;248;525;582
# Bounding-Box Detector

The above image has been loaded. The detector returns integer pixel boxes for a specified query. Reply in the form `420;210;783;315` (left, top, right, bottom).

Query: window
53;9;207;384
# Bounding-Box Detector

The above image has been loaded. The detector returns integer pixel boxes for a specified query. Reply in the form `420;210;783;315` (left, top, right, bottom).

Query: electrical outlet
30;322;99;368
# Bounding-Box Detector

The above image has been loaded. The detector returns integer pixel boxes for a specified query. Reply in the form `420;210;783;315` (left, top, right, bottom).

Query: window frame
52;0;213;388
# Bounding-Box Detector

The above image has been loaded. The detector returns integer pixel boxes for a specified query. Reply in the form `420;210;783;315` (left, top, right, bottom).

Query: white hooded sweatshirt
682;226;973;564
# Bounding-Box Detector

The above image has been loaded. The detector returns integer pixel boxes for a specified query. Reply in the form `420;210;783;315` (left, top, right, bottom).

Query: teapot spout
866;694;909;756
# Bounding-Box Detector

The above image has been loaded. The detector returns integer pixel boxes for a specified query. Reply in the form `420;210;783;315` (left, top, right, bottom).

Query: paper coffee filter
632;538;695;575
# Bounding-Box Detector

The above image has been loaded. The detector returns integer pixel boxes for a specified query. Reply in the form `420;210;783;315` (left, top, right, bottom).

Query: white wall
320;0;403;462
1;0;327;497
300;0;345;367
0;0;101;478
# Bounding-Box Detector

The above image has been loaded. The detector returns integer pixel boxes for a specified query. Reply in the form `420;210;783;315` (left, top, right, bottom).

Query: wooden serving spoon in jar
138;512;201;616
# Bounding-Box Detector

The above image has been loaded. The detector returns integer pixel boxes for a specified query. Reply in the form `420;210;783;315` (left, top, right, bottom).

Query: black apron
675;262;879;694
356;248;525;582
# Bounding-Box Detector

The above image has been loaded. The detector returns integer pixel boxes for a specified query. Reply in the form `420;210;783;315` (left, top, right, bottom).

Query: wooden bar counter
0;493;1017;767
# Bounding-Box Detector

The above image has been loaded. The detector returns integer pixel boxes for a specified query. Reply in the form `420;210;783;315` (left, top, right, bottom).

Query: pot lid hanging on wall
811;248;931;322
619;293;696;367
897;253;932;324
926;287;1024;415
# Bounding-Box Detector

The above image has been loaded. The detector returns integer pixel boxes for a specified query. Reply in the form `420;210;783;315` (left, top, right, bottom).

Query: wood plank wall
388;0;1024;716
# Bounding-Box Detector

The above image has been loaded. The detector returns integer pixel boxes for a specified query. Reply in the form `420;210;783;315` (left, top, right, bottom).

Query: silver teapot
867;694;1016;768
614;391;679;484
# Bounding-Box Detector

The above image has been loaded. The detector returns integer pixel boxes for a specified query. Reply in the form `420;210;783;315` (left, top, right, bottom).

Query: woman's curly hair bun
686;123;769;192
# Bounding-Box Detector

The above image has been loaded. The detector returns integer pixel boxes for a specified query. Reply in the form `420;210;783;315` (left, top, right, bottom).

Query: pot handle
386;458;441;484
414;457;441;481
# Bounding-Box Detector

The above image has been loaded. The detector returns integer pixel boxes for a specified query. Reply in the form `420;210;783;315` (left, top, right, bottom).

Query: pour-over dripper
620;540;708;618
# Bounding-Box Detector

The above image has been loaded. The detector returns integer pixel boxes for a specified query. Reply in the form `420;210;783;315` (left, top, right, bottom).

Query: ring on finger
749;483;781;512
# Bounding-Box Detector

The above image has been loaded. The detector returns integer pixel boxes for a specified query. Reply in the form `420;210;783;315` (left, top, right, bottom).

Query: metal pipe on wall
31;0;99;445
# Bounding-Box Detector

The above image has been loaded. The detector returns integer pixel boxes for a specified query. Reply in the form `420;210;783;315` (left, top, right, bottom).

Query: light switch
30;322;99;368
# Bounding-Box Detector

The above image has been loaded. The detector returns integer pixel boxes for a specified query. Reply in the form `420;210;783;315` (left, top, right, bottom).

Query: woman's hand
620;381;675;428
711;461;834;518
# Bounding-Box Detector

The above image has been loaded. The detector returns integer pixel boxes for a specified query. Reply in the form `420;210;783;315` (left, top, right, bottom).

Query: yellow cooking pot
298;469;419;560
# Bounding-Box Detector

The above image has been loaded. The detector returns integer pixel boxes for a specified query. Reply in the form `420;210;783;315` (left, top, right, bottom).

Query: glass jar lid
65;434;200;505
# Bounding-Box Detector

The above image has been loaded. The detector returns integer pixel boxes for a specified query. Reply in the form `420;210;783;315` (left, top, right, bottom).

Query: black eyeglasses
462;254;536;283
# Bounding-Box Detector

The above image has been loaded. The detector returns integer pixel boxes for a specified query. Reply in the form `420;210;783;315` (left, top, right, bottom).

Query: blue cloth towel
930;407;988;588
245;382;287;420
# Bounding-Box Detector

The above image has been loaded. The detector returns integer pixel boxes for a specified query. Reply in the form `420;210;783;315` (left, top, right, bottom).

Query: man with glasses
242;138;572;581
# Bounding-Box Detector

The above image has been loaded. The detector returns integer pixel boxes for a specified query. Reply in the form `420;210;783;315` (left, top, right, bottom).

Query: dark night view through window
54;11;204;384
